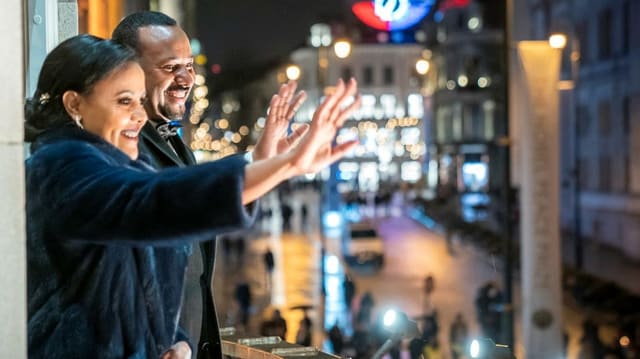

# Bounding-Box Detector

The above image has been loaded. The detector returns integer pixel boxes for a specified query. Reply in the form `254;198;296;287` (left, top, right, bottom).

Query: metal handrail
220;328;340;359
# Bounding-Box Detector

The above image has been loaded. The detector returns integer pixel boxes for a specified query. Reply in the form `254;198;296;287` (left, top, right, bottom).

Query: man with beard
112;11;307;359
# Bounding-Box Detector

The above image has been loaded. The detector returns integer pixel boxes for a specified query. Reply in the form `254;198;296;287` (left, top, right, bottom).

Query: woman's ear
61;90;81;118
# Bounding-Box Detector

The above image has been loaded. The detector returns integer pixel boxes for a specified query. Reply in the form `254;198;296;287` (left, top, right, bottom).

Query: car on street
343;221;384;270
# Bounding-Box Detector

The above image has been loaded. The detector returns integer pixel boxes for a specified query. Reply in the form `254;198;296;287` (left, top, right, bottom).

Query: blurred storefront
428;0;507;197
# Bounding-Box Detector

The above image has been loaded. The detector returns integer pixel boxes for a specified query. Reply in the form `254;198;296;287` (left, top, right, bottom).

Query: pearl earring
73;115;84;129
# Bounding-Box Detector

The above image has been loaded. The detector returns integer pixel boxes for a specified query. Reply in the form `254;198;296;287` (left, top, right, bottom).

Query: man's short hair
112;11;177;53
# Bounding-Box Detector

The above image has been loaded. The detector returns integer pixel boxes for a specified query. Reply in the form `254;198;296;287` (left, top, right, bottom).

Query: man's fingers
284;81;298;99
285;91;307;119
266;94;280;117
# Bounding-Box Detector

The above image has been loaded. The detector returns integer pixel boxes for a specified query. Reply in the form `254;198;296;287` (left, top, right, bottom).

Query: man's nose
174;66;194;86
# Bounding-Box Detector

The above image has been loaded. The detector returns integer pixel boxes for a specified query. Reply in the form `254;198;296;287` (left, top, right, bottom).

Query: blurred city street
208;186;638;358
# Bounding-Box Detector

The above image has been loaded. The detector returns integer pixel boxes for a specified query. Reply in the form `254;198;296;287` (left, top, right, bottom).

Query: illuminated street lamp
285;64;301;81
548;33;567;49
469;338;516;359
371;309;419;359
333;40;352;59
415;59;430;75
415;56;439;97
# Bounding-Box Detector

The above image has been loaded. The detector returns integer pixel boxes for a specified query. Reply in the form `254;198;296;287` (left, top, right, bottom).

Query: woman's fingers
160;341;192;359
329;140;359;163
321;78;359;127
288;123;309;146
334;94;362;128
314;79;345;122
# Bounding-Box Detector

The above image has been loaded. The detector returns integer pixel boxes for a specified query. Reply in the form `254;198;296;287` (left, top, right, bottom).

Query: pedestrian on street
271;309;288;340
449;312;469;359
421;311;440;344
475;281;502;340
327;322;344;355
343;274;356;310
578;319;606;359
300;203;309;231
409;336;427;359
263;246;275;291
357;291;375;325
25;31;362;358
281;202;293;231
234;281;253;330
295;310;313;346
423;274;435;314
260;308;287;340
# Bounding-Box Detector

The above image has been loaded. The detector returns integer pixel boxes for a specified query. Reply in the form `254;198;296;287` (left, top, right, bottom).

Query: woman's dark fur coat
26;125;254;358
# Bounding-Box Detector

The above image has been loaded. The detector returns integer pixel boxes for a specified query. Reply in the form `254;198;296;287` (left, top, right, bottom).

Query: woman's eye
140;97;148;105
118;98;132;105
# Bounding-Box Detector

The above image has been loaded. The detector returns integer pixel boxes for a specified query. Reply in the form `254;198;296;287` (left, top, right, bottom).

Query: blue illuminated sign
352;0;434;31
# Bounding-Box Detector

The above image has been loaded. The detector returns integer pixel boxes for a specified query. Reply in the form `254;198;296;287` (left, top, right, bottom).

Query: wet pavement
208;187;640;358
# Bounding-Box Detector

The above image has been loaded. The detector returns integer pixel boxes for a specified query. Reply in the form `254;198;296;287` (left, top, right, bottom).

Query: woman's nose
133;107;147;123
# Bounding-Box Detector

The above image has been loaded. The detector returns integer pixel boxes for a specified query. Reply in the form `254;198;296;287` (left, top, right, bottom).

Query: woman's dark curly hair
25;34;136;141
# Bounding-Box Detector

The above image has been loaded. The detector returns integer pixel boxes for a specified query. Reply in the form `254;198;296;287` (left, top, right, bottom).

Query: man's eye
186;63;194;70
162;65;176;72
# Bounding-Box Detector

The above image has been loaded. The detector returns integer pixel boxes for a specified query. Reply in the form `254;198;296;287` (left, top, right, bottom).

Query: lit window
360;95;376;119
380;94;396;118
401;161;422;182
408;94;424;118
401;127;420;145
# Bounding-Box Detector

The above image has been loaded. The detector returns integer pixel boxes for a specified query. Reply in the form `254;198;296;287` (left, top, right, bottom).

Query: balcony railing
220;327;340;359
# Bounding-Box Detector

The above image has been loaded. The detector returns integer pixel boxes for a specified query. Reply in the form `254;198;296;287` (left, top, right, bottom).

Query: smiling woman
62;61;148;159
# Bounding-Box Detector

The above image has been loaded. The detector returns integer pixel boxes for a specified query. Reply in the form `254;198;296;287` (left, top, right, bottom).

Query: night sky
195;0;354;92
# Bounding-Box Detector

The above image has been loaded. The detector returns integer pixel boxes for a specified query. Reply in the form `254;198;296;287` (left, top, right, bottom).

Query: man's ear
61;90;82;118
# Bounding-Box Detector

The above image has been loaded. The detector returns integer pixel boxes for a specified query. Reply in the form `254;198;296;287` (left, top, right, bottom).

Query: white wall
0;0;26;356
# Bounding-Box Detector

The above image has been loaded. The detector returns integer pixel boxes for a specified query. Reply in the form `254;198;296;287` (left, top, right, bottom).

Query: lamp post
311;25;351;214
550;31;582;269
308;23;351;344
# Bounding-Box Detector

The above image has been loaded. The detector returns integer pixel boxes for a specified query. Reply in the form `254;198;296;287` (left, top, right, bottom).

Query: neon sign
352;0;434;31
438;0;471;12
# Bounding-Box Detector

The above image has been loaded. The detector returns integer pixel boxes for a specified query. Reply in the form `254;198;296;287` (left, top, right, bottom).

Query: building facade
289;33;428;194
428;1;507;200
528;0;640;260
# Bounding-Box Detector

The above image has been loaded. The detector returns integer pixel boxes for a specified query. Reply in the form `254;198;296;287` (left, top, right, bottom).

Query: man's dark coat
26;125;253;358
138;121;224;358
